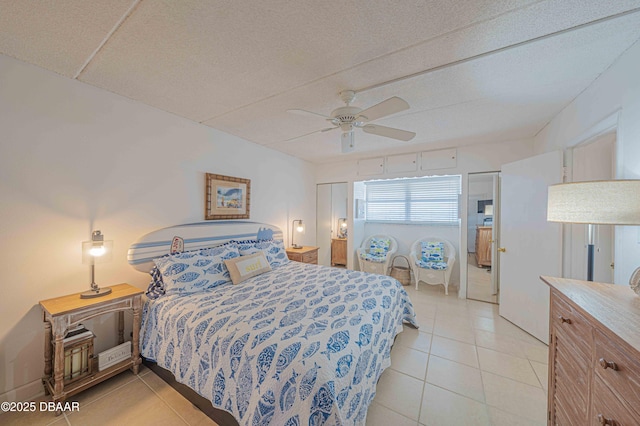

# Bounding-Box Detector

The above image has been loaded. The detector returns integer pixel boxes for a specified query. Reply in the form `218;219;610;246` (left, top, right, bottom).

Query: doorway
568;132;616;282
466;172;499;304
316;182;348;267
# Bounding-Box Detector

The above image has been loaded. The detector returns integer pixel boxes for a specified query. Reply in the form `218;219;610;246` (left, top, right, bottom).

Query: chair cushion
360;252;388;263
421;241;445;262
416;259;448;270
369;237;391;257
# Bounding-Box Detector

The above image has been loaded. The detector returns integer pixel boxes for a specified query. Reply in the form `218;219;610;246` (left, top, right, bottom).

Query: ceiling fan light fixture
286;90;413;150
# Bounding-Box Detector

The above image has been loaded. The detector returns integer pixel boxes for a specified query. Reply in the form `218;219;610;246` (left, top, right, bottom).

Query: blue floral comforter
140;261;418;425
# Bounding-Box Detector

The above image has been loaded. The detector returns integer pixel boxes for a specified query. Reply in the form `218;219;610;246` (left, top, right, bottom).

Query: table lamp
291;220;305;249
547;180;640;282
338;218;347;238
81;230;113;298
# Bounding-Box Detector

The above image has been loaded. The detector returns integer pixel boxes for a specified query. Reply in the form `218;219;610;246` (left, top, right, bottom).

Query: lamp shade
547;180;640;225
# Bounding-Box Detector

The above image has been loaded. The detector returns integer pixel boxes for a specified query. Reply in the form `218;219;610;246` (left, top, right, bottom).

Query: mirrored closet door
467;172;499;304
316;183;347;267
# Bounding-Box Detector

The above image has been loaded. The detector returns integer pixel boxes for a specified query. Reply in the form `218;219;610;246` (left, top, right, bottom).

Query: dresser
331;238;347;266
475;226;492;267
285;246;319;264
541;276;640;425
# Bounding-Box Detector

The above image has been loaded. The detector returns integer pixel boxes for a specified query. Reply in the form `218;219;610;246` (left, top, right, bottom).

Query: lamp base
291;244;302;249
80;287;112;299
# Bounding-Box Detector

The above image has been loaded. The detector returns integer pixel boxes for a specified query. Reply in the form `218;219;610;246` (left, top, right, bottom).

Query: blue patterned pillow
235;239;261;255
153;242;240;295
145;266;165;299
236;239;290;268
368;237;391;258
421;241;444;262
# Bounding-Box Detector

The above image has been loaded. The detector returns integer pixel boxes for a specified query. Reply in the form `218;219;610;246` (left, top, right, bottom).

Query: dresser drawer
286;247;318;264
591;375;640;426
551;292;592;357
287;252;303;262
302;250;318;264
594;329;640;417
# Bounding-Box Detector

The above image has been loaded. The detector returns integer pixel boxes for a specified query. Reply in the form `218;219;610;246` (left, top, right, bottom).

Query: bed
128;222;418;426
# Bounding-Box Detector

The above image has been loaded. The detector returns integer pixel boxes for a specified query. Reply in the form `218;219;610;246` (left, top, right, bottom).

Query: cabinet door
553;332;590;425
550;292;592;425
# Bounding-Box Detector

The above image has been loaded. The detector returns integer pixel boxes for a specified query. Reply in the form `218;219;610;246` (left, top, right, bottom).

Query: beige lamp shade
547;180;640;225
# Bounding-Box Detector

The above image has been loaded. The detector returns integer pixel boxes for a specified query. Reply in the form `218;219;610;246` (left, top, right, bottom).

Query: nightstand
39;283;143;405
331;238;347;266
286;246;319;264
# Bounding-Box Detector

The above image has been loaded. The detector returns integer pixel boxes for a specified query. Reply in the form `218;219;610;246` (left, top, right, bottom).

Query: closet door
316;184;333;266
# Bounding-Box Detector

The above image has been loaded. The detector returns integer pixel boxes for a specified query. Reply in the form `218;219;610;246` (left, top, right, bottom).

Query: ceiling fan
287;90;416;153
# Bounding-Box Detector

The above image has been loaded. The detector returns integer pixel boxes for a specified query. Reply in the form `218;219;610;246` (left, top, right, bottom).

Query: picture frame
205;173;251;220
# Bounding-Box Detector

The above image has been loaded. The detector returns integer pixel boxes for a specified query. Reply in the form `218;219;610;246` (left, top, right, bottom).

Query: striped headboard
127;221;283;272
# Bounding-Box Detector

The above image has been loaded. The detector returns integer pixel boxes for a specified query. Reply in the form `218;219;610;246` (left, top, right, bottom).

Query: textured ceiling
2;0;640;163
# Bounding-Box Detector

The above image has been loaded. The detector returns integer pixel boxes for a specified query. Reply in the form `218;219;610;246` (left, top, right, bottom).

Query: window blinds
365;175;461;225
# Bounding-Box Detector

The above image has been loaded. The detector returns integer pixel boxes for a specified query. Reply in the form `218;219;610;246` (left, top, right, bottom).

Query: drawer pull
597;414;616;425
558;315;572;324
598;358;618;371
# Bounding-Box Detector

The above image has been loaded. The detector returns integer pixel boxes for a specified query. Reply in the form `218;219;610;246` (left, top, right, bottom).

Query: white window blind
365;175;461;225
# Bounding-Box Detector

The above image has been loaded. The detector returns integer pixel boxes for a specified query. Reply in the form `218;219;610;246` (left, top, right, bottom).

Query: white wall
0;55;317;401
316;139;535;297
533;40;640;285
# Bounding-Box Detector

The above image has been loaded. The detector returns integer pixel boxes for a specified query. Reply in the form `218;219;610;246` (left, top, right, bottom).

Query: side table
39;283;143;405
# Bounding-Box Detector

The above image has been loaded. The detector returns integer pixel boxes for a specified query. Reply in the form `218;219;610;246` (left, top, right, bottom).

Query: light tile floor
1;284;548;426
368;284;548;426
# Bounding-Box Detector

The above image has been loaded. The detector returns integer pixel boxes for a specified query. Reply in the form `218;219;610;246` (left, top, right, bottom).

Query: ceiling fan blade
356;97;409;122
285;126;338;142
362;124;415;141
286;109;330;120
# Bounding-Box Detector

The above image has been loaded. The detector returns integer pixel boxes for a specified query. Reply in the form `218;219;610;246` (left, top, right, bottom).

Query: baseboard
0;378;45;403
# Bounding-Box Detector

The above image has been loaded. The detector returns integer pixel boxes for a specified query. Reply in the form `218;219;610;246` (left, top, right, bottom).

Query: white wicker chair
410;238;456;295
356;235;398;275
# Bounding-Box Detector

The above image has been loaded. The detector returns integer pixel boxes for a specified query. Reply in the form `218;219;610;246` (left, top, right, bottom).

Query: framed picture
205;173;251;220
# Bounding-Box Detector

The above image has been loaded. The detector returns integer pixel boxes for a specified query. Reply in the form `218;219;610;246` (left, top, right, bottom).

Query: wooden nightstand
331;238;347;266
39;283;143;405
286;246;319;264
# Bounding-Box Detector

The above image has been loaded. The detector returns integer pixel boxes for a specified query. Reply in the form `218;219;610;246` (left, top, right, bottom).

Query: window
364;175;461;225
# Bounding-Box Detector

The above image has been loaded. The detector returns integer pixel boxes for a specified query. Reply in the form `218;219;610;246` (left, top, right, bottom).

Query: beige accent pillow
224;252;272;285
